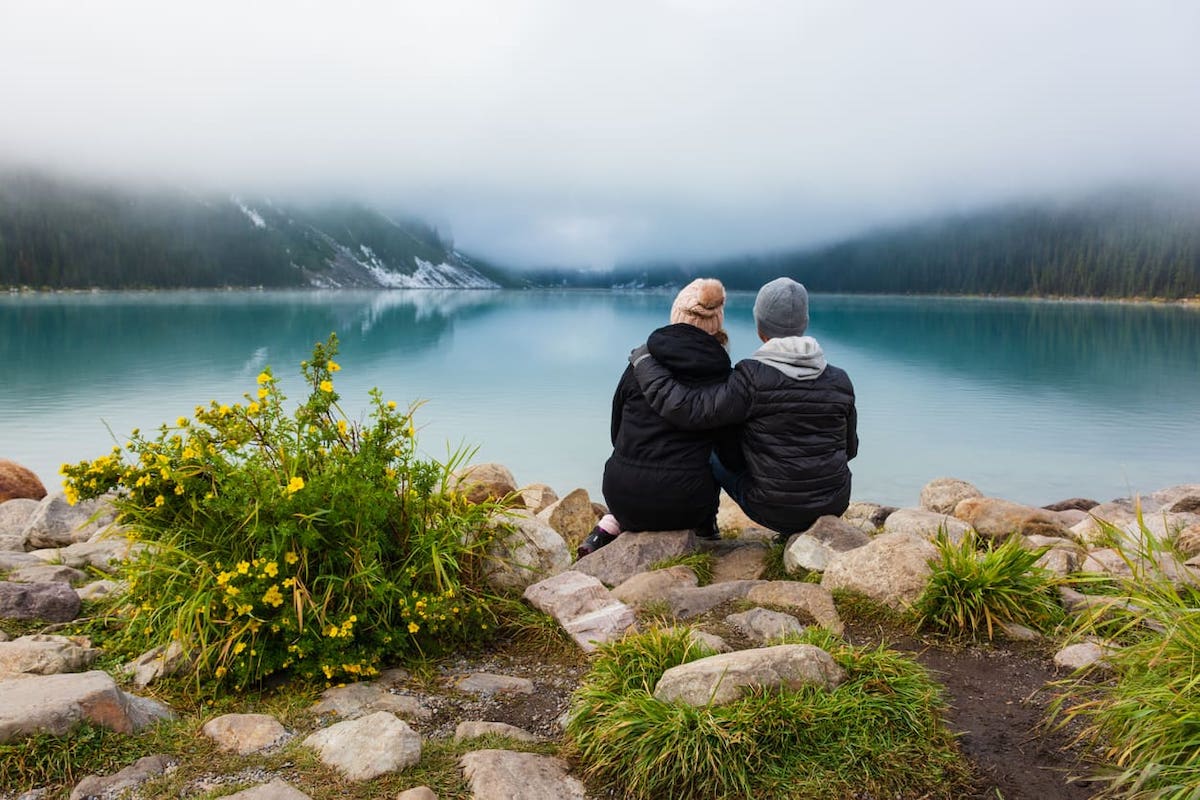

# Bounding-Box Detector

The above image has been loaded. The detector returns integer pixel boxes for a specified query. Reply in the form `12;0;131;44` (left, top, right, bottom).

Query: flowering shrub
62;334;501;690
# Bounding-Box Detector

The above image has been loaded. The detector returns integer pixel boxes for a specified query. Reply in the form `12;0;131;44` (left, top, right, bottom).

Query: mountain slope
0;170;501;289
525;190;1200;299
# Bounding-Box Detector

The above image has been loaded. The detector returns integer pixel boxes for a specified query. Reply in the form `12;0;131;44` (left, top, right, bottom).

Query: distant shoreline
4;284;1199;307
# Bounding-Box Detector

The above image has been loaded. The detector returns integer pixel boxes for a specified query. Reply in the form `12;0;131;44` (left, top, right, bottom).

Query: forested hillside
528;191;1200;299
0;170;505;289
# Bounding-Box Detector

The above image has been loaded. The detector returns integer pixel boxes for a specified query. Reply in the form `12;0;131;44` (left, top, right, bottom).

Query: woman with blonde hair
579;278;738;557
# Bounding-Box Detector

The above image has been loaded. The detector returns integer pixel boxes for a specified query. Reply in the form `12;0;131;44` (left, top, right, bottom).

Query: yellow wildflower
218;404;231;416
176;416;187;426
262;585;284;607
236;561;250;574
408;622;420;634
263;561;278;577
215;666;227;678
257;371;271;384
328;360;341;372
233;642;246;654
337;419;347;436
286;476;305;495
236;604;252;615
386;400;397;410
319;380;333;393
257;387;268;400
226;585;240;596
154;494;166;507
247;402;260;415
285;551;299;564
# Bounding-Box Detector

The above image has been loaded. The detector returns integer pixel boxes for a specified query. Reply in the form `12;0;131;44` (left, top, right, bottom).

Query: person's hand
629;343;650;366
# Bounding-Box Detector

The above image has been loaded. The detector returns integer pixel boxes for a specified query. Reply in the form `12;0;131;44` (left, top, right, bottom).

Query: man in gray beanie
630;277;857;540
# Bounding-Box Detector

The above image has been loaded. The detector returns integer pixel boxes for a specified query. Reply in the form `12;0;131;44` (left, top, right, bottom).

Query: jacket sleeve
610;365;633;446
845;380;859;461
632;356;752;430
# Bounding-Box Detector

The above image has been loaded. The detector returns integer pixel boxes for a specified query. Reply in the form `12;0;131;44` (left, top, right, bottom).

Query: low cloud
3;0;1198;267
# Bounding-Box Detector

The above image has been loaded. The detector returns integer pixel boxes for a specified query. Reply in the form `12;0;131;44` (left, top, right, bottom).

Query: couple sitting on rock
579;277;858;557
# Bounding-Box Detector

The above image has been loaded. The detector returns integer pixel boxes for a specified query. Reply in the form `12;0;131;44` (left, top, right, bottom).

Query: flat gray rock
310;681;430;720
664;580;765;619
460;749;586;800
455;673;534;696
724;608;805;644
202;713;290;754
0;580;81;621
69;754;174;800
1054;641;1114;672
523;570;635;651
745;582;844;635
303;710;421;781
882;508;972;542
454;720;538;742
783;534;835;573
5;563;88;585
653;644;845;706
30;538;136;573
802;515;873;551
0;634;98;676
709;541;770;582
0;670;174;743
573;530;693;587
611;565;698;607
220;780;312;800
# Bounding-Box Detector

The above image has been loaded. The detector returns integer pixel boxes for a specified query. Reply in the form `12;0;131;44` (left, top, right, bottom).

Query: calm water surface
3;290;1197;509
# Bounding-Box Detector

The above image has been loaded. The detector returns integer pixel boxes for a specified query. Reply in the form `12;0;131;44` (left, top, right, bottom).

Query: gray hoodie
751;335;827;381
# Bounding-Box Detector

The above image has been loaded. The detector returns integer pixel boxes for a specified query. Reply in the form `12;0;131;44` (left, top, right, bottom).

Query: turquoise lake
3;289;1198;509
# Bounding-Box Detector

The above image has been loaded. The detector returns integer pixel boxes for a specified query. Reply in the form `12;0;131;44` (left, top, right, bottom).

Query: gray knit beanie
753;277;809;339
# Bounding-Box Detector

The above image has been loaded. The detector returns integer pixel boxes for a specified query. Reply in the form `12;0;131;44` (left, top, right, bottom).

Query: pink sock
597;514;622;537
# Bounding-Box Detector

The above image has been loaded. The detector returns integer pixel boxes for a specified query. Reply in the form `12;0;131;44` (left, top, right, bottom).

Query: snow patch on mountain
232;197;267;229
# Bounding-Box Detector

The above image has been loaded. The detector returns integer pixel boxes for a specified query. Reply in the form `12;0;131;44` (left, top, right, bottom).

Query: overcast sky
2;1;1198;268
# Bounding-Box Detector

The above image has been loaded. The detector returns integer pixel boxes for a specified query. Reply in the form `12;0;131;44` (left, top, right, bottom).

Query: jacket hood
751;335;827;380
647;323;731;384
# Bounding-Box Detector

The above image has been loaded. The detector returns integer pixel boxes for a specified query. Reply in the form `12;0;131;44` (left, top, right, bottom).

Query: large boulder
783;535;835;573
709;541;770;582
535;488;597;547
30;537;138;573
919;477;982;515
573;530;692;587
483;510;570;591
453;463;518;504
0;461;47;503
953;497;1071;540
653;644;844;706
303;711;421;781
0;670;174;743
22;494;118;549
663;580;766;619
821;532;938;610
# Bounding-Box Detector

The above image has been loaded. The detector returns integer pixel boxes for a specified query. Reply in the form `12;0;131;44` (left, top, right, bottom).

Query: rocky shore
2;456;1198;800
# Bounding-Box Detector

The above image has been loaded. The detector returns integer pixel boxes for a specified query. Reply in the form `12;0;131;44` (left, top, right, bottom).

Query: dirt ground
843;621;1098;800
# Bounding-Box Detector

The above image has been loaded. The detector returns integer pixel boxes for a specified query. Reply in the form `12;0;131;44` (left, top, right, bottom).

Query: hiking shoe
694;517;721;540
577;526;618;559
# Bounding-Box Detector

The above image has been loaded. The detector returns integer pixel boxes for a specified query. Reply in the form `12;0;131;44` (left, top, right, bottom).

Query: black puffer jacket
633;339;857;534
602;323;736;532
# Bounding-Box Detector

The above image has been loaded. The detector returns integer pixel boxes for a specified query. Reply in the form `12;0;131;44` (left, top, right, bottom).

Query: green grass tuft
1050;513;1200;800
566;626;971;799
649;552;715;586
913;530;1064;639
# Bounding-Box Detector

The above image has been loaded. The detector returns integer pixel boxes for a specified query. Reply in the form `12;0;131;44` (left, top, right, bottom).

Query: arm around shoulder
632;356;751;429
